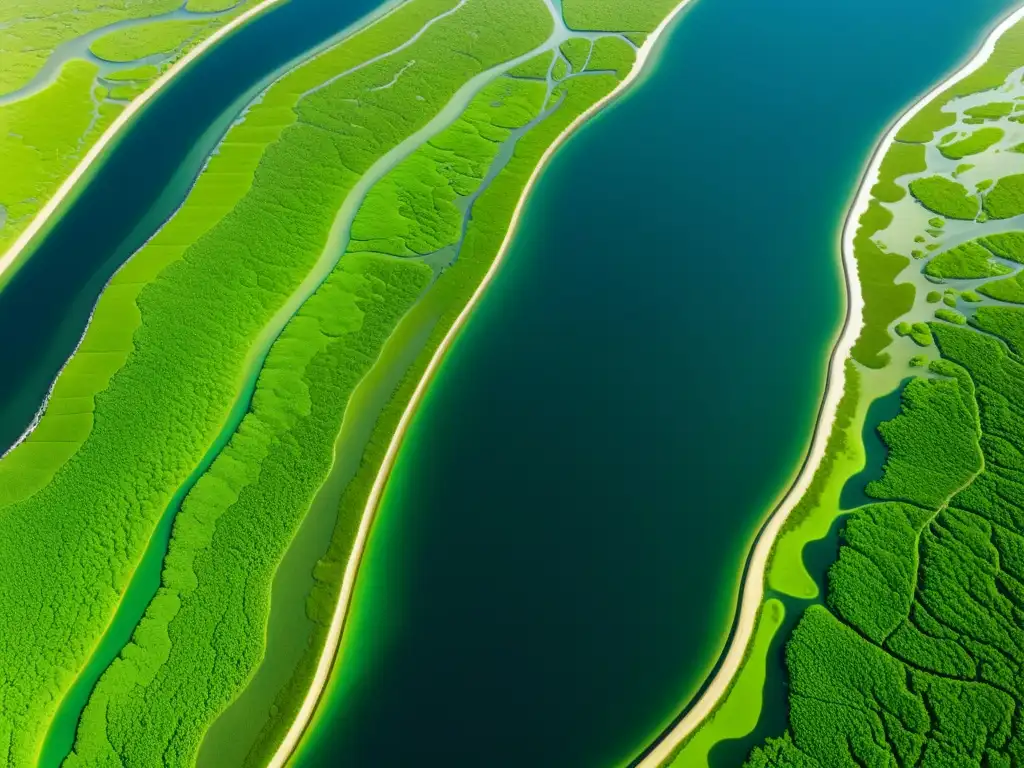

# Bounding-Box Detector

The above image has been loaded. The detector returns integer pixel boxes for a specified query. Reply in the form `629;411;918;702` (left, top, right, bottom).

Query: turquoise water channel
294;0;1021;767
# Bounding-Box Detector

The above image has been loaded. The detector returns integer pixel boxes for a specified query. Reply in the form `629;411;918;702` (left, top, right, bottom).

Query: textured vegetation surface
938;126;1004;159
0;0;563;763
562;0;682;33
0;0;675;765
89;18;216;62
0;0;179;94
0;0;263;260
740;16;1024;768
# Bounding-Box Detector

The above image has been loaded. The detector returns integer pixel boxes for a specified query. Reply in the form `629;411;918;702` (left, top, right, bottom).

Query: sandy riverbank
265;1;701;765
636;3;1024;765
0;0;286;287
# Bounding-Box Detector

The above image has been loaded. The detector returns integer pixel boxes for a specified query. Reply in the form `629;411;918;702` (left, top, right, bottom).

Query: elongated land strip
268;1;698;764
0;0;283;283
649;5;1024;766
0;0;696;765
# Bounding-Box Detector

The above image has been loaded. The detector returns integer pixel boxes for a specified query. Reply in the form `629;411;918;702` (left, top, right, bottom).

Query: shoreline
0;0;410;462
634;2;1024;765
0;0;288;289
265;1;700;765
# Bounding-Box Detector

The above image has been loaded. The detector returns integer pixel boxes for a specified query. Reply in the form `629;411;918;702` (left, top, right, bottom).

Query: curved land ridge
636;3;1024;765
0;1;679;765
0;0;286;287
267;1;699;764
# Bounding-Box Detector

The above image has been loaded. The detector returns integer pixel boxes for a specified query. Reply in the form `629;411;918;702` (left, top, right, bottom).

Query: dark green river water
2;0;1020;765
292;1;1020;767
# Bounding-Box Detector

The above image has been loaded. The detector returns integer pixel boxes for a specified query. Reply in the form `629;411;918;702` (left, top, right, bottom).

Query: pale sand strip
636;4;1024;766
0;0;287;286
266;2;700;765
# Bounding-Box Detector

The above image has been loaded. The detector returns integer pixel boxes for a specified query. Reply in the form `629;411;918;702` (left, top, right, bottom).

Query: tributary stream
3;0;1022;766
290;0;1024;767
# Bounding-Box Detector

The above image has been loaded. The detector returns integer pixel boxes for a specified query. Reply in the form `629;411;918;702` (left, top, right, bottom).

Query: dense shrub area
865;372;981;508
744;321;1024;766
984;173;1024;219
938;126;1004;159
237;71;627;767
979;271;1024;303
0;0;560;763
925;240;1011;279
980;230;1024;262
560;37;592;72
586;35;636;76
850;202;916;367
741;22;1024;768
89;18;215;61
909;175;980;219
562;0;682;33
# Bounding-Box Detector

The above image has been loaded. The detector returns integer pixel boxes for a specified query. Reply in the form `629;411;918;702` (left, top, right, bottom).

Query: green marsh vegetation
585;36;637;76
851;202;916;367
0;0;264;259
897;21;1024;142
0;0;176;94
560;37;591;72
230;68;633;768
3;1;665;765
508;51;553;79
739;24;1024;765
89;18;216;62
186;0;243;10
934;307;967;324
0;60;123;253
938;126;1004;158
562;0;682;33
908;175;979;219
978;269;1024;302
0;0;570;763
740;323;1024;766
965;100;1015;119
552;56;569;81
984;173;1024;218
924;240;1011;279
103;64;162;81
847;143;926;368
981;230;1024;261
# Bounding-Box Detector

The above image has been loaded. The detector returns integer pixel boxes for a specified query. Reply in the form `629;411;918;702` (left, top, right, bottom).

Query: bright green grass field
0;60;123;255
563;0;683;33
0;0;264;271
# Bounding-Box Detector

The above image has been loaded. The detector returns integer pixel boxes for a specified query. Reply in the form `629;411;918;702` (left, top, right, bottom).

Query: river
4;0;1020;765
0;0;392;456
290;0;1020;767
